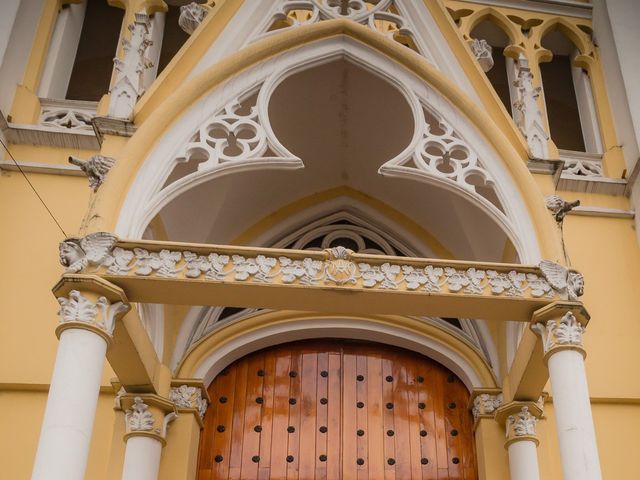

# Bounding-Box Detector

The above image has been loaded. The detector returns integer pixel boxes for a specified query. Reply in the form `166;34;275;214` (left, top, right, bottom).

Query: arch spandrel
83;19;564;262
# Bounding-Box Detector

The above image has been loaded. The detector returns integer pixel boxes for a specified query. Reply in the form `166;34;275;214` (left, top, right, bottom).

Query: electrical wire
0;136;68;237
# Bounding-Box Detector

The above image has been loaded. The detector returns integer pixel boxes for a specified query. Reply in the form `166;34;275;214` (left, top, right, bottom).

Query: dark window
156;6;190;75
539;55;585;152
66;0;124;101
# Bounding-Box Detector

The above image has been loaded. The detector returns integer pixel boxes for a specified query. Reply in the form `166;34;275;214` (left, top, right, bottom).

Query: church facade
1;1;639;479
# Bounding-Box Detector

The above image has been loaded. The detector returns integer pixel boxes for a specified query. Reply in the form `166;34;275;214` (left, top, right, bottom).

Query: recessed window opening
540;29;601;153
155;2;192;76
470;20;513;114
65;0;124;101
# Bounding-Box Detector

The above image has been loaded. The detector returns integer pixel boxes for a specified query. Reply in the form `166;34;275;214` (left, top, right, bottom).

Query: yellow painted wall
1;0;639;479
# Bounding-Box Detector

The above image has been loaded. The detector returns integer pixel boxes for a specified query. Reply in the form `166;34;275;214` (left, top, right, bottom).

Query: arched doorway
198;340;477;479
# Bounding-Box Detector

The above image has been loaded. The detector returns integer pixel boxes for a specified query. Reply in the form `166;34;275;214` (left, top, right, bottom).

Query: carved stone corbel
179;2;209;34
469;389;503;426
545;195;580;223
169;379;210;428
68;155;115;191
469;38;494;72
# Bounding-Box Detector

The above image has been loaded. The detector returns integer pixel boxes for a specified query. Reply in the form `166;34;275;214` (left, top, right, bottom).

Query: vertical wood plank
342;351;358;479
258;351;277;480
228;358;248;480
406;355;424;479
298;349;318;479
212;366;237;480
315;351;329;480
381;356;396;480
417;361;438;480
392;352;412;479
356;353;369;480
286;349;303;480
326;352;342;480
240;354;264;479
269;348;291;479
366;354;385;479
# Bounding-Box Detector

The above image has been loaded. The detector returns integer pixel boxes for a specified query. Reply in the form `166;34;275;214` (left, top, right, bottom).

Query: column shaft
31;329;108;480
121;436;163;480
508;440;540;480
547;349;602;480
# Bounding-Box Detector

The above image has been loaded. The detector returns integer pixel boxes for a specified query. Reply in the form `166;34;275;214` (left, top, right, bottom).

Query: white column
31;290;127;480
533;311;602;480
120;396;176;480
547;349;601;479
122;436;163;480
508;440;540;480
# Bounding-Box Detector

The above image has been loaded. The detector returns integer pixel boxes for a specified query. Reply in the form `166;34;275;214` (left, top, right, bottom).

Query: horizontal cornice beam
58;236;581;322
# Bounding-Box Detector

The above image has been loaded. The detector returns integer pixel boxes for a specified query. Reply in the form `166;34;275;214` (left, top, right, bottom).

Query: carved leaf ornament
60;235;584;302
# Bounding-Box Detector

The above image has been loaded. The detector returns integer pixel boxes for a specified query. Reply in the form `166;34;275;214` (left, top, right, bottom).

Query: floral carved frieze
59;234;586;303
532;311;585;356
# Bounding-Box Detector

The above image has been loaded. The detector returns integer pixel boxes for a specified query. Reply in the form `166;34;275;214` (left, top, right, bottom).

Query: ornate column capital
169;379;209;428
531;302;590;362
53;277;130;344
119;394;177;446
469;389;503;425
496;401;543;448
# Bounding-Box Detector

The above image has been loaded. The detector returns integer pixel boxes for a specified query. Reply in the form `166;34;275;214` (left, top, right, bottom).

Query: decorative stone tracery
380;105;501;212
255;0;417;51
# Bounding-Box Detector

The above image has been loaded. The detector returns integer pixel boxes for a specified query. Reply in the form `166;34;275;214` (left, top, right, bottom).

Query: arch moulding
84;19;564;261
176;311;498;392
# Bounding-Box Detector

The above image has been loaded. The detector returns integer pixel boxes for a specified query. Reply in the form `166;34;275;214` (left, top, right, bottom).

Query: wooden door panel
198;341;478;479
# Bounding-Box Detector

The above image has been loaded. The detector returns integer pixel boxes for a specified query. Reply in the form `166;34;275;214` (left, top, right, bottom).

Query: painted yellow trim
231;186;455;259
87;18;563;260
176;310;498;388
463;7;522;45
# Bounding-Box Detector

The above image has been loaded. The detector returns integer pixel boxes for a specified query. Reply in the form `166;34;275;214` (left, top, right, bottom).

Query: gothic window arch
469;19;515;117
539;26;602;155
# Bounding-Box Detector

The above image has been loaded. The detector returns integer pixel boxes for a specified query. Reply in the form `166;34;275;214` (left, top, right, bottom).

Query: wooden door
198;340;477;479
